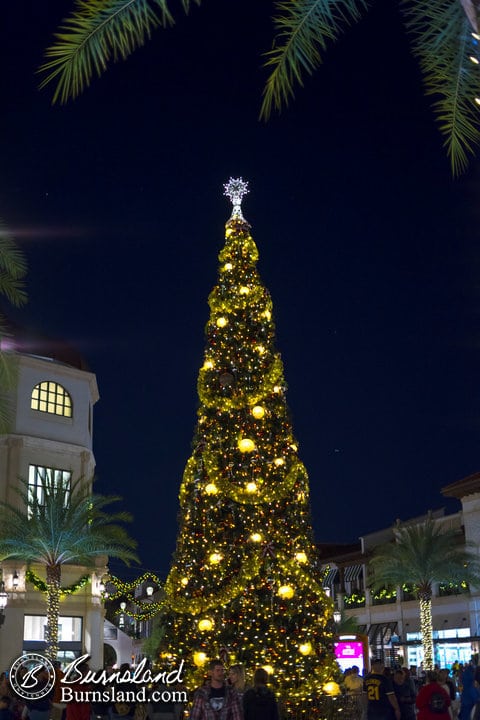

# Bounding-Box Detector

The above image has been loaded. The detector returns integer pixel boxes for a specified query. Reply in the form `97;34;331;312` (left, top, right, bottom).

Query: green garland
26;569;91;596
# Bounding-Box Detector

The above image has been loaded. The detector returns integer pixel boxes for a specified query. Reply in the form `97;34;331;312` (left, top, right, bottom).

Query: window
24;615;82;642
31;381;72;418
28;465;71;508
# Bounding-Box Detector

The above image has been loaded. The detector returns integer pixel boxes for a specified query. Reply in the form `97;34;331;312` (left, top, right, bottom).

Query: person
0;697;14;720
242;668;279;720
189;659;242;720
458;665;480;720
110;664;136;720
416;670;450;720
51;662;66;720
228;665;248;704
438;670;457;720
364;659;401;720
345;666;366;720
65;658;91;720
147;681;184;720
393;669;416;720
25;666;53;720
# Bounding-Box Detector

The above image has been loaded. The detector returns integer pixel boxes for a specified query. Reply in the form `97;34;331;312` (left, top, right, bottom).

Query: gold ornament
216;317;228;327
198;618;214;632
238;438;255;453
278;584;295;599
251;405;265;419
193;652;208;667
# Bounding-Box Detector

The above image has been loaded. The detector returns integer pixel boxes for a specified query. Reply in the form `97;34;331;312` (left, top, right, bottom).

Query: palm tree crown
0;476;139;659
370;515;480;668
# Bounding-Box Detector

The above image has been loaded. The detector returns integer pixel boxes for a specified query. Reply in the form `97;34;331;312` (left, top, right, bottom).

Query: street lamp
333;608;341;624
12;572;19;591
146;583;154;598
0;581;8;627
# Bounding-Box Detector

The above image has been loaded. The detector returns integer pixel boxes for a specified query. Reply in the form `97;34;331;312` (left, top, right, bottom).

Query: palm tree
0;476;139;660
39;0;480;174
0;221;27;433
369;515;480;670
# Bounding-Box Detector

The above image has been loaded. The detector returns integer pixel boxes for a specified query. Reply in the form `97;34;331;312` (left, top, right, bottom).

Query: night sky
2;1;480;578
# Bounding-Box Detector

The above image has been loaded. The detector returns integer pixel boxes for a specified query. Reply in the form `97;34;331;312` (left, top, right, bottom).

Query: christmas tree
160;179;339;698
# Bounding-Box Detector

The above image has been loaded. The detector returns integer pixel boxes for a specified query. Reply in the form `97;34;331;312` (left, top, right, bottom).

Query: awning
368;622;398;643
344;564;363;582
322;567;338;586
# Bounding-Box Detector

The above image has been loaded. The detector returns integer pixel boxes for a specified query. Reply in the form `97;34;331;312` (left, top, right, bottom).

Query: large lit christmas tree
159;179;339;698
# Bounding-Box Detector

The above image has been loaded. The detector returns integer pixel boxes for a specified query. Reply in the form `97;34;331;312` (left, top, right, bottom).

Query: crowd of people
0;658;281;720
344;658;480;720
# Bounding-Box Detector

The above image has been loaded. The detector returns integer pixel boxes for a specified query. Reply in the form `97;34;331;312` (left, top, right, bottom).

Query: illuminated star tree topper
223;177;249;220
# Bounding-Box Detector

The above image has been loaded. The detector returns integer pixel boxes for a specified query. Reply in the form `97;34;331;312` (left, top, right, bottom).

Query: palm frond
0;476;139;567
370;517;480;595
0;222;27;307
261;0;368;119
402;0;480;175
39;0;177;104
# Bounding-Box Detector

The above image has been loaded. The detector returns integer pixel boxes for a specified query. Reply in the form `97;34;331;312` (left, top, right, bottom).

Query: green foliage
260;0;368;119
0;475;138;658
43;0;480;173
370;516;480;597
0;475;139;568
39;0;200;104
402;0;480;175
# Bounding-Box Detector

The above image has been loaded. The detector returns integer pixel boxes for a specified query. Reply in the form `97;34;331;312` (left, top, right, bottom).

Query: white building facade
321;475;480;671
0;341;107;671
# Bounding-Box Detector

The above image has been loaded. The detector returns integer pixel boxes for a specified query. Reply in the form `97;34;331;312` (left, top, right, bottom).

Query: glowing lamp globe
250;533;262;543
262;665;274;675
278;584;295;599
238;438;255;453
299;642;312;656
205;483;218;495
198;618;214;632
295;552;308;564
251;405;265;419
246;482;257;493
323;681;341;696
209;552;222;564
216;317;228;328
193;652;208;667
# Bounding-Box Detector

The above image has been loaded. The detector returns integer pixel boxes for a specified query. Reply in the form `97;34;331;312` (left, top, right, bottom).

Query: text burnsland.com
58;655;187;704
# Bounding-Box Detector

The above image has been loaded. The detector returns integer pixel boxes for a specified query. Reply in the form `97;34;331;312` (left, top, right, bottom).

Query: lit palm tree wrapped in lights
0;476;138;660
369;515;480;670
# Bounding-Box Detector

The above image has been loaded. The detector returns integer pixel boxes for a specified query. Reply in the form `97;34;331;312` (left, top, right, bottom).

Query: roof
2;319;90;371
441;471;480;500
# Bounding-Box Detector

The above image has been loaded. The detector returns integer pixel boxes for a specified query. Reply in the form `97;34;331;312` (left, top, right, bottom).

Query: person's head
208;660;225;687
351;666;359;676
371;659;384;674
438;669;448;683
394;670;405;685
253;668;269;687
228;665;245;690
0;697;10;710
426;671;438;684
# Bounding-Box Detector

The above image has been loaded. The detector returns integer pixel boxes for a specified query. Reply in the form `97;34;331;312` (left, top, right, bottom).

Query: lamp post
0;581;8;627
333;608;341;625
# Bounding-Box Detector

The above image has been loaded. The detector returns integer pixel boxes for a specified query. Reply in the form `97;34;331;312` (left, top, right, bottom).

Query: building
0;334;107;670
321;475;480;670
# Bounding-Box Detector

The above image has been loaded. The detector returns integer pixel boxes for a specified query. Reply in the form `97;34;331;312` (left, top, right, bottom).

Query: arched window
31;381;73;418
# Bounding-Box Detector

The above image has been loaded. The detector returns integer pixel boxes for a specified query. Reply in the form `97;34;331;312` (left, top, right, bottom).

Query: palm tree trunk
45;563;61;661
419;593;434;670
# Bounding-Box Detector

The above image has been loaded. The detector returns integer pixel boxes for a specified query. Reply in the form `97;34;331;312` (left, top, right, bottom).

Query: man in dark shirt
364;660;401;720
